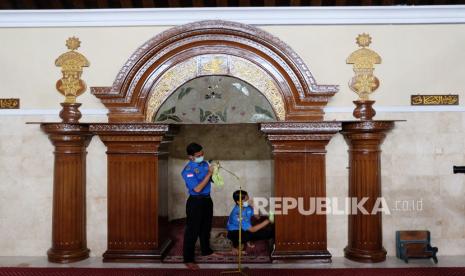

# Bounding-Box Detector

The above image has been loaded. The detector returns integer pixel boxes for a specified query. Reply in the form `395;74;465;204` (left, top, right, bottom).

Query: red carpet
0;267;464;276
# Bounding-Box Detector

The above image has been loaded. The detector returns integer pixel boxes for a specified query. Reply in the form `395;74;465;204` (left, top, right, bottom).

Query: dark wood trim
1;0;458;8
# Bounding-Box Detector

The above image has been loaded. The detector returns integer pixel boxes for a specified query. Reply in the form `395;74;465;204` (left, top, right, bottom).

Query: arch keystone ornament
91;20;338;122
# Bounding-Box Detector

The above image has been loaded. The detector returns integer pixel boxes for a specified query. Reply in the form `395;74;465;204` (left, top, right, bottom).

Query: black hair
186;142;203;156
233;190;248;203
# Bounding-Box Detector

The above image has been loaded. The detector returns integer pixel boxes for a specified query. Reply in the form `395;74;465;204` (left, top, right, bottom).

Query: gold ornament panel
145;54;286;122
411;95;459;105
0;98;19;109
346;33;382;101
55;37;90;104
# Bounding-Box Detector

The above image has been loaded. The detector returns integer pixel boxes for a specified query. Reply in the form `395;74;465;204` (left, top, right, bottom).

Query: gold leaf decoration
145;55;285;122
347;33;381;101
55;37;90;103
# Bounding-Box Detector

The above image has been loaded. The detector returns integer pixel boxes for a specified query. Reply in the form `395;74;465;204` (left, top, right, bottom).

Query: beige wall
1;24;465;109
0;23;464;257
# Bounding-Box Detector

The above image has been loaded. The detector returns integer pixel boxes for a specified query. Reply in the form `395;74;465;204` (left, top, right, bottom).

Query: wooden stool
396;231;438;263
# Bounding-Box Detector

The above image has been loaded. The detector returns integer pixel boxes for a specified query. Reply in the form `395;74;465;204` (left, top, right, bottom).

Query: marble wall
0;111;464;257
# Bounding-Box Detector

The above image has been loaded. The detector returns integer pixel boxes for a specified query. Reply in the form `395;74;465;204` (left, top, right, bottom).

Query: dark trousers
227;226;274;248
183;195;213;263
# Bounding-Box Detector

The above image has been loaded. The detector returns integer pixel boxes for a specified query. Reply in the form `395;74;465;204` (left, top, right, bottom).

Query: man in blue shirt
181;142;217;269
226;190;274;255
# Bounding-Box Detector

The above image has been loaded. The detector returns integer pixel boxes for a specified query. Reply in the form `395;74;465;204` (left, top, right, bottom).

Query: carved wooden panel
89;124;175;262
260;122;340;261
91;20;338;122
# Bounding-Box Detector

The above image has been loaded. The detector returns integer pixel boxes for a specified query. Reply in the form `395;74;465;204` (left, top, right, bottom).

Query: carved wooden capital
341;121;395;150
260;122;341;153
41;123;93;149
90;123;177;154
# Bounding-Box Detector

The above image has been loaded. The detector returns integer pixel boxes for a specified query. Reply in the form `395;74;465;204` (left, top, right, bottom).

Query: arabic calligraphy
411;95;459;106
0;98;19;109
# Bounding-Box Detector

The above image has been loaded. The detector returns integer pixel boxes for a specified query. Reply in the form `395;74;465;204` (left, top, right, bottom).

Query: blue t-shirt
226;205;254;231
181;160;211;196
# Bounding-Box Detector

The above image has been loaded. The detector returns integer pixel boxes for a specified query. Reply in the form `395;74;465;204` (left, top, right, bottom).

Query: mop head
211;161;224;187
269;211;275;224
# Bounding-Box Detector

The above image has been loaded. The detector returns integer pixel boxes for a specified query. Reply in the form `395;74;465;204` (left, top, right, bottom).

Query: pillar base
344;246;387;263
103;239;172;263
271;250;332;263
47;247;90;264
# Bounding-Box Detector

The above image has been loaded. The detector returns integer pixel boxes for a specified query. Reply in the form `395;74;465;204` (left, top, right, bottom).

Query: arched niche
152;71;278;124
91;20;338;123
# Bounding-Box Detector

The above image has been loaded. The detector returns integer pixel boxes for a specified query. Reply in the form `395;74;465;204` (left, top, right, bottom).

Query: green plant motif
254;105;275;119
200;108;227;123
156;106;182;122
177;87;193;100
199;108;212;122
215;108;227;122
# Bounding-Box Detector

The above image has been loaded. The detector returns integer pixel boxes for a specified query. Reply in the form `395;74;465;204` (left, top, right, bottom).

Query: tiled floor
0;256;462;269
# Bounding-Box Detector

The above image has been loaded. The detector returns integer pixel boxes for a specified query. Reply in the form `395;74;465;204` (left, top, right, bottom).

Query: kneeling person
226;190;274;254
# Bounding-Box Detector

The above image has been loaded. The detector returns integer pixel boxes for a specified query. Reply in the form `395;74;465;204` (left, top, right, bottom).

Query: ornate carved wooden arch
91;20;338;122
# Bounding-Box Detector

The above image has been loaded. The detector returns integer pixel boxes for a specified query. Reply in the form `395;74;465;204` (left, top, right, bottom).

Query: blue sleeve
182;169;200;191
226;207;239;231
242;207;254;231
245;207;254;219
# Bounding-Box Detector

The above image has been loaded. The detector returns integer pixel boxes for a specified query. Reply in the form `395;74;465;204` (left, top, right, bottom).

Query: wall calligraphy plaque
411;95;459;106
0;98;20;109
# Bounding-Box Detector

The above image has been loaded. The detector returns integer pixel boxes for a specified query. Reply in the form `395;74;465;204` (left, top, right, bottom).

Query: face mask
242;202;249;208
194;156;204;163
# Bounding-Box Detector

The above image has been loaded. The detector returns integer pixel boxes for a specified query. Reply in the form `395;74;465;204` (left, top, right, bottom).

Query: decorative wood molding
91;124;176;262
260;122;342;134
91;20;338;122
1;6;464;27
260;122;340;261
89;123;169;134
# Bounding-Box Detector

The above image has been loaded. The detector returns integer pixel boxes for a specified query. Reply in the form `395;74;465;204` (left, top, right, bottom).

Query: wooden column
41;123;93;263
341;121;395;263
260;122;341;262
90;123;174;262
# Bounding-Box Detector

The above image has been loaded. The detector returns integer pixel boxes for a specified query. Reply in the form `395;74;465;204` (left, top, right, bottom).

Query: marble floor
0;256;463;269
